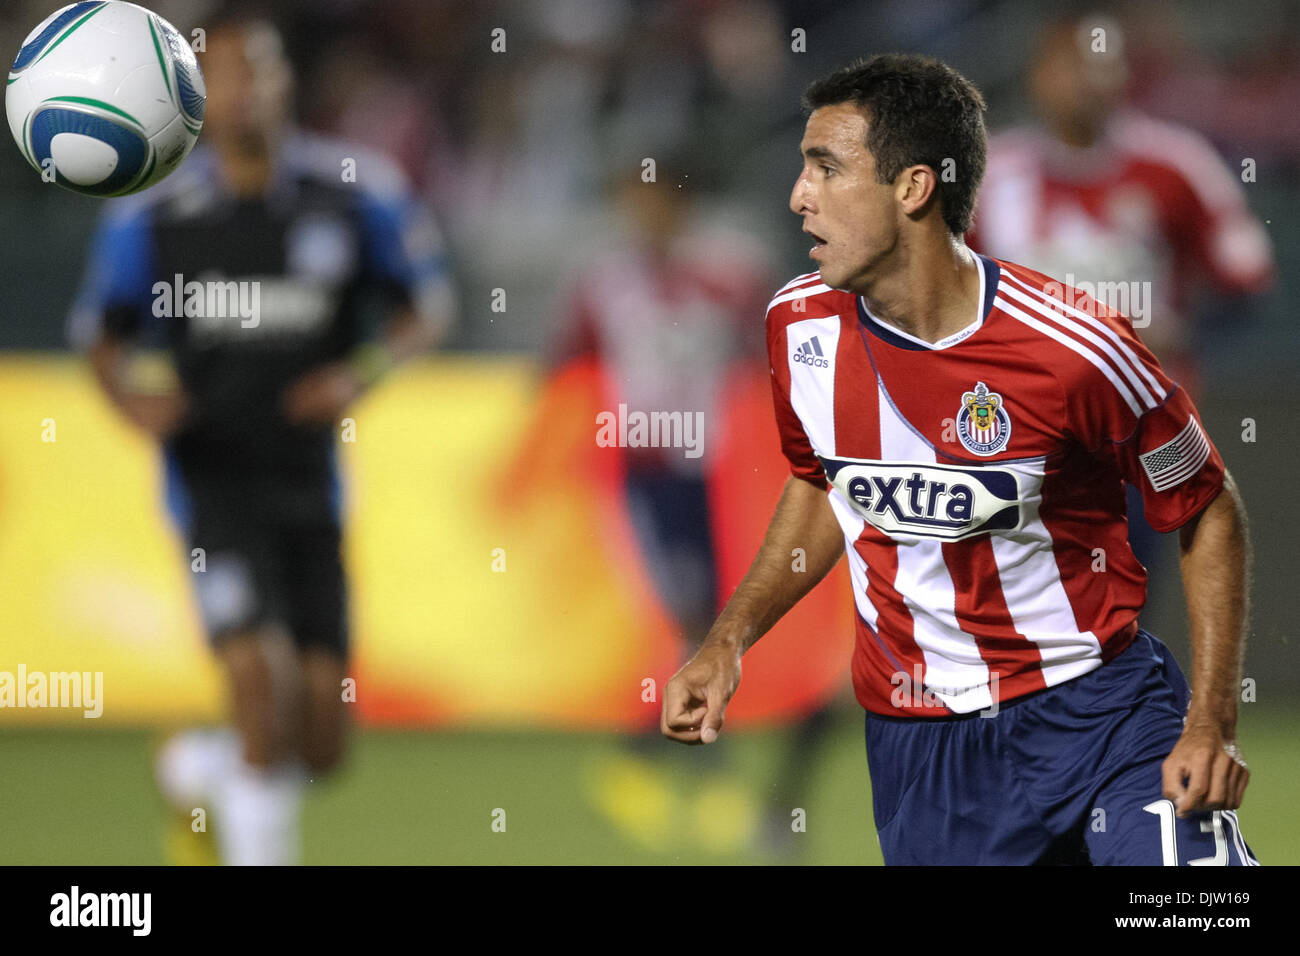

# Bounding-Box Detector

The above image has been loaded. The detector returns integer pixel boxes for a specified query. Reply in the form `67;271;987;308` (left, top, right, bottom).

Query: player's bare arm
88;334;189;439
1163;469;1252;817
661;475;844;745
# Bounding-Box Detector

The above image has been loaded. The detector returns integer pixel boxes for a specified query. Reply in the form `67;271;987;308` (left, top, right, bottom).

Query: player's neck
857;236;982;345
1049;116;1102;150
212;138;278;198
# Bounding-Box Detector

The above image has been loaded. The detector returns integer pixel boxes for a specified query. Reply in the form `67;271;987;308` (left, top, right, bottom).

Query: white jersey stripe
774;271;822;296
1223;810;1259;865
998;278;1160;409
999;278;1160;409
785;316;841;458
877;378;992;713
766;283;833;316
828;491;879;632
1000;269;1164;401
986;457;1104;685
995;294;1145;417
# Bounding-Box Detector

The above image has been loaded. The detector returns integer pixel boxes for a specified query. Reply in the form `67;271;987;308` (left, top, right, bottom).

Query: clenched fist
660;639;743;745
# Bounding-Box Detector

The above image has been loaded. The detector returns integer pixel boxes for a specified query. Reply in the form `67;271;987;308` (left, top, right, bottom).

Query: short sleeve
1065;314;1224;531
767;307;828;490
357;176;456;333
66;206;157;349
1168;131;1274;295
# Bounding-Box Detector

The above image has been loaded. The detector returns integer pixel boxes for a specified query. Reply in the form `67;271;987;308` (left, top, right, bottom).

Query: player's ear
896;164;938;219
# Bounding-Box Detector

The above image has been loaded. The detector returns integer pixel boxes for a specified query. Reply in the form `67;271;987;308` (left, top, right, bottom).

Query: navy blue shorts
864;630;1258;865
623;467;718;642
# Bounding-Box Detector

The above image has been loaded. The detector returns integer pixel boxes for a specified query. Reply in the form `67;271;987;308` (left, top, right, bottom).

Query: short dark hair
803;54;988;235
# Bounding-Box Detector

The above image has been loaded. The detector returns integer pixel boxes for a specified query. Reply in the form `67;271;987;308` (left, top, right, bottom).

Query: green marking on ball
147;15;172;99
43;95;145;130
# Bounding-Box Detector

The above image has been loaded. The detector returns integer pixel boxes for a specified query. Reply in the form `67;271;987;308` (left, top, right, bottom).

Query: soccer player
551;166;770;653
661;54;1257;865
968;14;1274;592
549;163;773;851
69;13;453;864
971;16;1273;399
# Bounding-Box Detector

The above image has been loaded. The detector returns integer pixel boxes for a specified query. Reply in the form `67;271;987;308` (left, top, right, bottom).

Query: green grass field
2;705;1296;865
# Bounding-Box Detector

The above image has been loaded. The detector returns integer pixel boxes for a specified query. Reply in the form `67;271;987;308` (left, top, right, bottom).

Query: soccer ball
6;1;205;197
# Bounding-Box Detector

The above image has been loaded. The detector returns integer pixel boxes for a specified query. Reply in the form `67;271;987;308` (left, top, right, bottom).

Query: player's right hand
660;640;743;745
281;362;363;425
119;389;190;439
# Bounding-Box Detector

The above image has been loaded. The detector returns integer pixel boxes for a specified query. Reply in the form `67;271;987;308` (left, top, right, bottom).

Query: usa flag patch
1140;417;1211;491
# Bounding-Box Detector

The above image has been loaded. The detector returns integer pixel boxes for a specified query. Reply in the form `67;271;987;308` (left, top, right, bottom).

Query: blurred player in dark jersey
69;12;454;865
968;13;1274;591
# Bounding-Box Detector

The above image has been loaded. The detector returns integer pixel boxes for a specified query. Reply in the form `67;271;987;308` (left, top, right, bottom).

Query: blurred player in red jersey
972;15;1273;391
663;54;1257;865
968;14;1274;586
552;168;769;648
550;162;793;851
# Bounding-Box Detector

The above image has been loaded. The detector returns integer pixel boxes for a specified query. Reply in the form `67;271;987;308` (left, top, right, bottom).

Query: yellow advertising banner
0;355;851;728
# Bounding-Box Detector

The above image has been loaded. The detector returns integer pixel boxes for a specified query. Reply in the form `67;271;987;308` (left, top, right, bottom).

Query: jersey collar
856;253;1000;351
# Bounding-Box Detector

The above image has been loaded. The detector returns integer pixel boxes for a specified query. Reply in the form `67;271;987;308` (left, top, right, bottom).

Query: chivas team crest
956;382;1011;456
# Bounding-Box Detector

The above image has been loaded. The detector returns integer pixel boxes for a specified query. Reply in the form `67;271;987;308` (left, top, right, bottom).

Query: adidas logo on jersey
793;335;829;367
819;457;1023;541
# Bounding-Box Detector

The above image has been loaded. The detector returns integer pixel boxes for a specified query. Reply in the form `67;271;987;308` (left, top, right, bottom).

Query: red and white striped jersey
767;253;1225;717
968;110;1274;395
